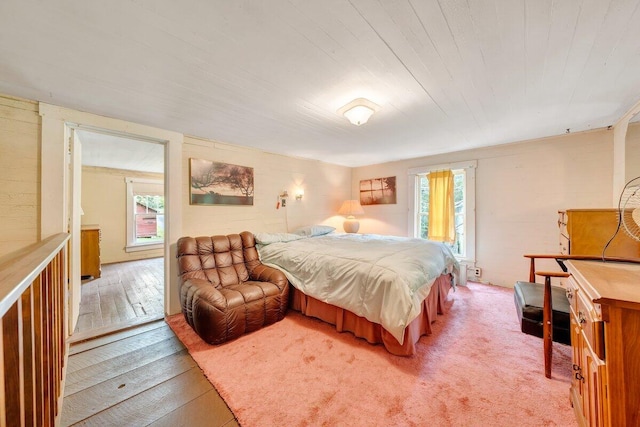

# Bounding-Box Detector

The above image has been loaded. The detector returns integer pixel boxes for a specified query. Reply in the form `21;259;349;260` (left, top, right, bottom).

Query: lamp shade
338;200;364;217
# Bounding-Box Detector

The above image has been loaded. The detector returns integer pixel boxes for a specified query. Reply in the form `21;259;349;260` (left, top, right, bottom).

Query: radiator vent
457;261;469;286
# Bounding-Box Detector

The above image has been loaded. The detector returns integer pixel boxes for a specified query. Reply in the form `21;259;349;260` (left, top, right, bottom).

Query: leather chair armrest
182;278;227;310
249;264;288;290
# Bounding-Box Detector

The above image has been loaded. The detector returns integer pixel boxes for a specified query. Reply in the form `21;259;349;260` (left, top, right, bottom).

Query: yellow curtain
427;169;455;243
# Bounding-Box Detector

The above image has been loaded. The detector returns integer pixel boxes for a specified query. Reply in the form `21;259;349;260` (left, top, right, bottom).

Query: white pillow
292;225;336;237
254;232;305;245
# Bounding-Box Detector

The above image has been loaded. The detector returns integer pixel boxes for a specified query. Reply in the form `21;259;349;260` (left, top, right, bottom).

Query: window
126;178;164;252
408;161;476;262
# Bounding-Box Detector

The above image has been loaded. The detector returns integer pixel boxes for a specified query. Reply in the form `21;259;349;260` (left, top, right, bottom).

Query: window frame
407;160;477;263
125;177;164;252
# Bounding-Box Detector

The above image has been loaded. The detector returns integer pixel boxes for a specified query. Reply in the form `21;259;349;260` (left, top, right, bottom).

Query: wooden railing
0;233;70;427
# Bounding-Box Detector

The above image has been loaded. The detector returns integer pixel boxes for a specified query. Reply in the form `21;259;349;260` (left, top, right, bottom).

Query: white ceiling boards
1;1;640;167
77;130;164;174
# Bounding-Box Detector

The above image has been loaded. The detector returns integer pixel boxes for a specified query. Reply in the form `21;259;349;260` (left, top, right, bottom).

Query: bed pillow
254;232;305;245
292;225;336;237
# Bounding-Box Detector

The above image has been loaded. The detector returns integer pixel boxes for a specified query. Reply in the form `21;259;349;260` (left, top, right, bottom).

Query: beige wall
81;166;164;264
0;95;40;257
181;136;351;239
353;128;614;288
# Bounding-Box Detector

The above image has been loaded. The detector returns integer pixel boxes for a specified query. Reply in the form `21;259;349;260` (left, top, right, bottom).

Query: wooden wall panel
0;95;40;258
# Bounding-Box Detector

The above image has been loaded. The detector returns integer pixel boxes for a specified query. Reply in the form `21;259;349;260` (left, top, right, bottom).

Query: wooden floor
74;258;165;341
62;320;239;427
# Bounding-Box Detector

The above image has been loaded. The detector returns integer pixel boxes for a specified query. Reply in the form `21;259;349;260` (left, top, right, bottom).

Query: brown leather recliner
176;231;289;344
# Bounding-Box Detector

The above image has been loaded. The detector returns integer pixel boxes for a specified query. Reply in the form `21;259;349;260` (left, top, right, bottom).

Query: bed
255;228;459;356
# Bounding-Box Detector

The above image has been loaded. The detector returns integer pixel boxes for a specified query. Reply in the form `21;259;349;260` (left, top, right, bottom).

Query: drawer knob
573;364;581;371
575;372;585;382
566;289;573;299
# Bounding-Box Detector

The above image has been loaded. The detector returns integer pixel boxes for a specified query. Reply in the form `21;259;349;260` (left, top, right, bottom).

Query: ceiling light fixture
338;98;379;126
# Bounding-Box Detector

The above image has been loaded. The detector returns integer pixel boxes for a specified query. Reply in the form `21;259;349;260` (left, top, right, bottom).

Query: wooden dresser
558;209;640;257
81;224;101;279
564;260;640;427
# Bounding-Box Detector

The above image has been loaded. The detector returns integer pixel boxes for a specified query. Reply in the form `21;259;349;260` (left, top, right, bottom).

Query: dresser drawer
575;289;605;361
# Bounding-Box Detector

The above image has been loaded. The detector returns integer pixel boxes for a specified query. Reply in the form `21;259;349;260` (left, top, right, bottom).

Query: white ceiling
77;130;164;174
1;1;640;168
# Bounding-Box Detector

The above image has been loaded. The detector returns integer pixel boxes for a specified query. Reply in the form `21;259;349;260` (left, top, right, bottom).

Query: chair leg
543;275;553;378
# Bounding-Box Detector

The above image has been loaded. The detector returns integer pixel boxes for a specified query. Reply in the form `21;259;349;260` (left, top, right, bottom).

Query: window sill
125;243;164;253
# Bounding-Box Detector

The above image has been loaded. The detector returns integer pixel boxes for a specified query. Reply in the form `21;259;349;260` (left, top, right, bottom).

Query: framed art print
359;176;396;205
190;158;254;206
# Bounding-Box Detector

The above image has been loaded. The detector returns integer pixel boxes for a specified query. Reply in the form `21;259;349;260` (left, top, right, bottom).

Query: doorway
39;102;183;338
71;128;166;341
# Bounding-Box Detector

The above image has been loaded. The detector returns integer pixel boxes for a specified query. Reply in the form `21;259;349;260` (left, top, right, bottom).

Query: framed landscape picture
359;176;396;205
190;158;254;206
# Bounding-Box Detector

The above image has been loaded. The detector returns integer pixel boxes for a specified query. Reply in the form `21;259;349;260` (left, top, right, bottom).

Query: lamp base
343;219;360;233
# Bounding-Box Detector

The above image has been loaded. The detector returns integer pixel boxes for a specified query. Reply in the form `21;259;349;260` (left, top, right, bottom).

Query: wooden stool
536;271;570;378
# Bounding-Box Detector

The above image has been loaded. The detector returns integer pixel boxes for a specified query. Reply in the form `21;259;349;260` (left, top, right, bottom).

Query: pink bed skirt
289;274;453;356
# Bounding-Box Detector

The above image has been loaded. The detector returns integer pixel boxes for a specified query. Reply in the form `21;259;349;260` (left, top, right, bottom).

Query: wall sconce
295;189;304;201
337;98;380;126
338;199;365;233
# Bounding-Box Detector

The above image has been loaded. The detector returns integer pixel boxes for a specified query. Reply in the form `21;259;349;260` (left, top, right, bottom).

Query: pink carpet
167;282;576;426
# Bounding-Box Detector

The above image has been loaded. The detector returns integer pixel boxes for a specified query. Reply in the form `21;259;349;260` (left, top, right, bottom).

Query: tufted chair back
177;231;261;288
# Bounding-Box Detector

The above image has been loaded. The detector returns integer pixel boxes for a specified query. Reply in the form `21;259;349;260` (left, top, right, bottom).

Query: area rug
167;282;576;426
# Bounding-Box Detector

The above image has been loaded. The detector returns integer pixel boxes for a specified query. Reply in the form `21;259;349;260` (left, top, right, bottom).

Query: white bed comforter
256;233;459;344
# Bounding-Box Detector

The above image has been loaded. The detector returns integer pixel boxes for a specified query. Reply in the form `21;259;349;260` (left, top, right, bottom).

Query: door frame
39;103;183;335
68;128;82;330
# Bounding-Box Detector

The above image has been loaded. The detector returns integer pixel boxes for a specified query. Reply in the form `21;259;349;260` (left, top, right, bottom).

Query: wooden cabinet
565;260;640;427
81;225;101;279
558;209;640;258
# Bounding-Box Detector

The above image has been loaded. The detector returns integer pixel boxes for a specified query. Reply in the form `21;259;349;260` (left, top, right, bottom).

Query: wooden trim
67;313;165;345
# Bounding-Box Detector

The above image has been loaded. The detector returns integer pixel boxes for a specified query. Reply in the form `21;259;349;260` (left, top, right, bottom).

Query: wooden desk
81;225;101;279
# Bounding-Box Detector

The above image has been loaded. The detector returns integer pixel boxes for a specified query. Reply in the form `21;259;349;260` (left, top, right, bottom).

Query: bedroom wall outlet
474;267;482;277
